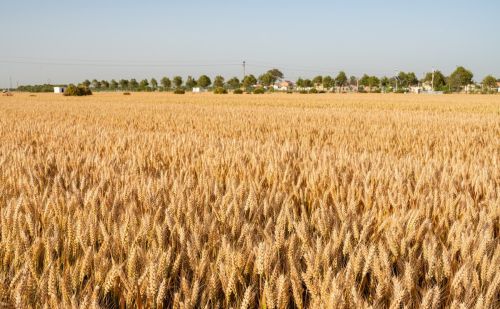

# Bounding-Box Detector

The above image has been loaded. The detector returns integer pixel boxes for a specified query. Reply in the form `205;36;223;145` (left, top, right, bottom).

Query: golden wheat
0;92;499;308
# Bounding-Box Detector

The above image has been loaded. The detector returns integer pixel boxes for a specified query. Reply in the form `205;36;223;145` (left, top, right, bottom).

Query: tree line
14;66;499;93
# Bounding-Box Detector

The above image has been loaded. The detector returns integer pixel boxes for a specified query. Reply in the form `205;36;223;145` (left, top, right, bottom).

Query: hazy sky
1;0;499;87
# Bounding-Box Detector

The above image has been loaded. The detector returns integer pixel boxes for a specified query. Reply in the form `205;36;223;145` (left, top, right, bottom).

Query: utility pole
242;60;246;80
394;70;399;92
431;68;435;91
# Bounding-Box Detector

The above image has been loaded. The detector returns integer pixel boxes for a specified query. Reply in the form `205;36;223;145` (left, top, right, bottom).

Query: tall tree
448;66;473;91
139;79;149;90
359;74;370;87
312;76;323;87
349;76;357;86
119;79;129;90
368;76;380;88
322;76;334;90
296;78;305;88
404;72;418;87
359;74;379;92
423;71;446;90
100;80;109;89
258;73;274;87
185;76;197;89
82;80;91;88
110;79;118;90
267;69;284;81
380;76;390;88
213;76;224;88
482;75;497;89
173;76;183;88
150;78;158;90
91;79;101;89
226;77;240;89
161;77;171;90
335;71;348;88
129;79;139;90
197;75;212;88
242;75;257;88
303;79;313;88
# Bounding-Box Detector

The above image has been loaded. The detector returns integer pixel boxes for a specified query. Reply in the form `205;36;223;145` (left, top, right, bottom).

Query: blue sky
0;0;499;87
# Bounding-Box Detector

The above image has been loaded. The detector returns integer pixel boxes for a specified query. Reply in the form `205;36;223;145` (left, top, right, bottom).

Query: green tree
226;77;240;89
380;76;390;88
82;80;91;88
161;77;171;90
423;71;446;90
448;66;473;91
303;79;313;88
100;80;109;89
267;68;284;81
359;74;370;87
296;78;304;88
129;79;139;90
322;76;334;90
258;73;274;87
405;72;418;87
360;75;379;92
91;79;101;89
482;75;497;90
139;79;149;90
312;76;323;87
349;76;357;86
110;79;118;90
198;75;212;88
335;71;348;87
173;76;183;88
242;75;257;89
368;76;380;88
119;79;129;90
213;75;224;88
185;76;197;89
150;78;158;90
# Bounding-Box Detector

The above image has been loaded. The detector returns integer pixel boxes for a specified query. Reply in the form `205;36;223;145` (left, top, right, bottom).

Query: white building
273;81;294;91
54;86;66;93
192;87;207;93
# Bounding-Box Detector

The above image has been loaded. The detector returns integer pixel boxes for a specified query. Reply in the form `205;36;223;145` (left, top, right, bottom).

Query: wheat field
0;92;499;308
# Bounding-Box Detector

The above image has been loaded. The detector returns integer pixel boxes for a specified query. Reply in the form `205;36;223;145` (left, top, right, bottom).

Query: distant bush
174;89;185;94
233;89;244;94
318;90;326;94
213;87;228;94
299;90;308;94
253;88;265;94
17;84;58;93
123;92;131;96
309;88;318;94
64;84;92;96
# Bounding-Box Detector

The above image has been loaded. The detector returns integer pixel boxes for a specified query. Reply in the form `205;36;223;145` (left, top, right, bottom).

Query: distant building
54;86;66;94
273;81;294;91
464;84;478;94
192;87;207;93
410;86;423;94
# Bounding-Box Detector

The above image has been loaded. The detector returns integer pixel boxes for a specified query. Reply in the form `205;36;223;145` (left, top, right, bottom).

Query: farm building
192;87;207;93
54;86;66;93
273;81;294;91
